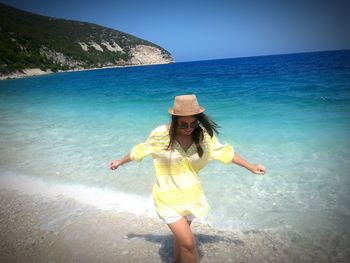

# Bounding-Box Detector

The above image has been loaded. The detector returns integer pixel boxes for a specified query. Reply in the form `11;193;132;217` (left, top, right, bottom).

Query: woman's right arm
110;153;132;170
110;127;159;171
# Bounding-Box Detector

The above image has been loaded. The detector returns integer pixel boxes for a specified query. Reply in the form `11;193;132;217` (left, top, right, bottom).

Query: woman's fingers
110;161;116;170
255;164;266;175
110;160;120;170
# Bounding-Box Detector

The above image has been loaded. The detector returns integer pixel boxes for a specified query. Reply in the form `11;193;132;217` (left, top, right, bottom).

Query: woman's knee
179;236;196;252
168;217;197;252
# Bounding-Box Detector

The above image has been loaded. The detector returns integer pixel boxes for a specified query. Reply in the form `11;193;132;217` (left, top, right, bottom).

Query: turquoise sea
1;50;350;242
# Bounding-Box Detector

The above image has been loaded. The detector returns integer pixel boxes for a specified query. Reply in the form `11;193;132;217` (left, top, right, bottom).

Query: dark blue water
1;50;350;239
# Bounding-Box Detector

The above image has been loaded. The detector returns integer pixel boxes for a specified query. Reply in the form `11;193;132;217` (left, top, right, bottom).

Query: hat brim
168;107;205;116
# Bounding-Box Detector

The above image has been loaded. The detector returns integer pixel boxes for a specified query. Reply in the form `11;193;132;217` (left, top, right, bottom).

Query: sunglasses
178;121;200;129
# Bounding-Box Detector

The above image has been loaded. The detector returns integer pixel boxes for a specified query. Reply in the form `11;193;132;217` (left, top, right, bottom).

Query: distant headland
0;3;174;80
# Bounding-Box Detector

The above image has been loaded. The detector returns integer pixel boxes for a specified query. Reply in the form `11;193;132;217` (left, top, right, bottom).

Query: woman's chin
177;129;194;136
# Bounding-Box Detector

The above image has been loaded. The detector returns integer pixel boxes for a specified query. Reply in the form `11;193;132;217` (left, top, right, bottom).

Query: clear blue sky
1;0;350;62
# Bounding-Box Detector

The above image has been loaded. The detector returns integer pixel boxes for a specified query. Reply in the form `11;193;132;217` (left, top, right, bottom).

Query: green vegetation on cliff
0;3;173;75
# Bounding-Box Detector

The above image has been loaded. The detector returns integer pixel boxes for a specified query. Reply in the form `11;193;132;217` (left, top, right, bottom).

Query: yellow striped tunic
130;125;234;218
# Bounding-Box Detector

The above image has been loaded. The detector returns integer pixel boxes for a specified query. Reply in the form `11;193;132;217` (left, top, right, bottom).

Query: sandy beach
1;188;348;263
0;67;114;81
0;62;173;81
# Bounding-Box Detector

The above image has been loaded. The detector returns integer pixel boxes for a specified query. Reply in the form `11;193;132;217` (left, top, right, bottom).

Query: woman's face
176;116;198;136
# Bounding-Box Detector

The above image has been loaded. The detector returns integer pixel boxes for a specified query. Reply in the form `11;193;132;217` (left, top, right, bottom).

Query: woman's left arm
232;153;266;175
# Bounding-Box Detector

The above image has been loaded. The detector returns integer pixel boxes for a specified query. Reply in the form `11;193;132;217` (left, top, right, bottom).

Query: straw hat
168;94;205;116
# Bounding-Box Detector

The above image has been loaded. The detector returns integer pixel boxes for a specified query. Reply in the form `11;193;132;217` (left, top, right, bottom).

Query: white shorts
159;213;196;224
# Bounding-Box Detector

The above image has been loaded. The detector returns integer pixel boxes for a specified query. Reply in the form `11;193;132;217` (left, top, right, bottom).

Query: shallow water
1;50;350;241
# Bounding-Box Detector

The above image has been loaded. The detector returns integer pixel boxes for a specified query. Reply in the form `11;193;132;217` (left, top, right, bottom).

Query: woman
110;94;266;263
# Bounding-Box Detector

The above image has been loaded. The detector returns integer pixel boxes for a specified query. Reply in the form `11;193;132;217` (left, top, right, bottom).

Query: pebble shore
0;189;348;263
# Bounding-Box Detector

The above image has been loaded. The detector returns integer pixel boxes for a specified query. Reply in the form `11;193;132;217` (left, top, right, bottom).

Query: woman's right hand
110;160;122;170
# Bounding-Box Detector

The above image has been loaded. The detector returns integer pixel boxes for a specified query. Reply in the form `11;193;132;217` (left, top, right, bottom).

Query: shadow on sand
126;232;244;262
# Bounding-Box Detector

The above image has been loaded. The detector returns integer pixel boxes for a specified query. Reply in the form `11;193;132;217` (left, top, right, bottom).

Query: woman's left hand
250;164;266;175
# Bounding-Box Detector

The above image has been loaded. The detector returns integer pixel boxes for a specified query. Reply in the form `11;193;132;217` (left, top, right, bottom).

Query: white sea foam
0;169;157;217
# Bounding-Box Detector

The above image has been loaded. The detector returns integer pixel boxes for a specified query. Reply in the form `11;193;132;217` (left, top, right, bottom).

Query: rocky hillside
0;3;174;79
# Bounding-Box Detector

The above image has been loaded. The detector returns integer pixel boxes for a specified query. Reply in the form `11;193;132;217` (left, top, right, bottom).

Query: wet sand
0;188;348;263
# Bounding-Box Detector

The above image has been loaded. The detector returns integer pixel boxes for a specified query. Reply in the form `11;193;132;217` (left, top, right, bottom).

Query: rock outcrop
129;45;173;65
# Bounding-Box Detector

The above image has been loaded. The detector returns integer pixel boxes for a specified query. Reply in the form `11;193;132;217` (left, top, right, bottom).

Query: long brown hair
167;113;220;157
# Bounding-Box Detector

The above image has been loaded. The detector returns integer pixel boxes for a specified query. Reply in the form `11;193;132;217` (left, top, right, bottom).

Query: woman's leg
173;237;181;263
168;217;198;263
173;220;192;263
